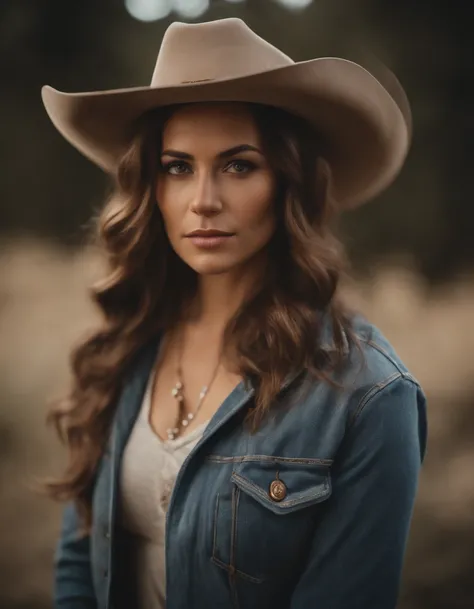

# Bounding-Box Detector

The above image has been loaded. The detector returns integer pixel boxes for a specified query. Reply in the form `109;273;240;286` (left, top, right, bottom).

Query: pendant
171;381;184;402
166;427;179;441
168;380;185;440
167;383;209;440
181;412;195;428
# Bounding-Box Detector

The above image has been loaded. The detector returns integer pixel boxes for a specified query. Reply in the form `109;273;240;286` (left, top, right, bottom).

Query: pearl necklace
166;335;222;441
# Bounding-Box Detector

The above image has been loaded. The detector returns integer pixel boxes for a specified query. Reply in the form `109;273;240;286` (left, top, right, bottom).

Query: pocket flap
231;458;332;515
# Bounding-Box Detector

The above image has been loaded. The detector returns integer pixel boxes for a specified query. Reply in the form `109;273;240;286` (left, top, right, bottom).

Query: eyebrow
160;144;263;160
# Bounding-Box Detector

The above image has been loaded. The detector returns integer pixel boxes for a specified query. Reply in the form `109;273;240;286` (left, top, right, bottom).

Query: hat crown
151;18;294;88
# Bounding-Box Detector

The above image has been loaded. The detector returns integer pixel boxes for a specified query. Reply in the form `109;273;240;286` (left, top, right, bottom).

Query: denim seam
231;472;330;508
230;486;239;570
206;455;333;466
210;556;264;584
212;493;220;562
229;486;240;609
361;338;405;374
349;372;409;428
364;340;422;386
211;490;264;584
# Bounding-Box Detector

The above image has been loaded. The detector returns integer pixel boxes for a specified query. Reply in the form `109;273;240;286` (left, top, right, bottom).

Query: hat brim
42;57;410;209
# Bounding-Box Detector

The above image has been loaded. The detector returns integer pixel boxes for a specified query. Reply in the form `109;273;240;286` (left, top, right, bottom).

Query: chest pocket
210;456;332;584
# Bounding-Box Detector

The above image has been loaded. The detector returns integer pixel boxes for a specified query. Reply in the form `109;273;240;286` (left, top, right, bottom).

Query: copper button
269;478;287;502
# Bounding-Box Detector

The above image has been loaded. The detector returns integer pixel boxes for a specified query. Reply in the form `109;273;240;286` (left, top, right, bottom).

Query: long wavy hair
45;102;357;529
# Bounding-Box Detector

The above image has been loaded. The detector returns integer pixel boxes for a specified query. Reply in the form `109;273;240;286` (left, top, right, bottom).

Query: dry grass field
1;238;473;608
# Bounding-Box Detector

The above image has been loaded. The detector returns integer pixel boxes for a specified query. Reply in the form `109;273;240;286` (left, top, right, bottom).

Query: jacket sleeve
290;375;427;609
54;501;97;609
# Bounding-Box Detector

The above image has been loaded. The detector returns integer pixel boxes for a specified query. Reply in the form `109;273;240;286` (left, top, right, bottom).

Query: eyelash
161;159;256;175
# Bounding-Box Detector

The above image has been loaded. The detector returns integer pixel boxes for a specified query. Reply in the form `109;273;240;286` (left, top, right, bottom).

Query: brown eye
163;161;191;175
225;159;256;174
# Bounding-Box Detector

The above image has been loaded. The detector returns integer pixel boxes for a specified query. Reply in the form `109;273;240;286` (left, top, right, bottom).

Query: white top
119;366;208;609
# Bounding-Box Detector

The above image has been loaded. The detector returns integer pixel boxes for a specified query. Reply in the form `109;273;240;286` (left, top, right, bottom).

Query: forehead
161;102;261;149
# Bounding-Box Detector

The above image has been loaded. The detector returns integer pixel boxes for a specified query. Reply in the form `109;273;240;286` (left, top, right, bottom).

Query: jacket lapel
108;312;347;491
112;316;348;456
109;336;161;517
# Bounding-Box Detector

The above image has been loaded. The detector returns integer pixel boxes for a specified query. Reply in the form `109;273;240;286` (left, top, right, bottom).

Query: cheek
156;181;180;235
234;175;276;233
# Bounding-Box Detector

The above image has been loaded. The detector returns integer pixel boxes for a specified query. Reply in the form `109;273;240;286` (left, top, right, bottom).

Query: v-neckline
144;361;211;448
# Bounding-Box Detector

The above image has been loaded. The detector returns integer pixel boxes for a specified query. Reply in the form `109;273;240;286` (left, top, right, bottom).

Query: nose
189;169;222;217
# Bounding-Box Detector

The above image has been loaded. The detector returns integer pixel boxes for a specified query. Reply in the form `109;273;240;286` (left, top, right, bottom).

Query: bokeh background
1;1;473;607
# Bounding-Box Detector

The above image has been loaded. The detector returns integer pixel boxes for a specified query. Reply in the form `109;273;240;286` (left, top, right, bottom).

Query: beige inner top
119;364;208;608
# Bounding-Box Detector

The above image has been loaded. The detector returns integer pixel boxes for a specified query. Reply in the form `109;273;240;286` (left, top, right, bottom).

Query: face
155;103;276;276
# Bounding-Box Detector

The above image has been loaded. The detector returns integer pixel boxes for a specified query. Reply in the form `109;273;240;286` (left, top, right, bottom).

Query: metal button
269;478;287;502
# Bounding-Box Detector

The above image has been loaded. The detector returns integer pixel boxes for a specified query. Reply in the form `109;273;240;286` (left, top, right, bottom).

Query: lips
185;229;235;250
185;229;235;238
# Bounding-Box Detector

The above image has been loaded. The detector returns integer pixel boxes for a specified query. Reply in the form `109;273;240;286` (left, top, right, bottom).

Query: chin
185;254;243;276
189;261;237;275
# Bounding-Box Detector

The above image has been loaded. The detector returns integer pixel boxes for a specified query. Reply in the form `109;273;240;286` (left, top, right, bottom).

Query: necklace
166;332;222;441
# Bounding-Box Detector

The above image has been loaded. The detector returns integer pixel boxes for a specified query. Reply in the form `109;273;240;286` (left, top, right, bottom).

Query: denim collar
112;311;349;460
318;311;350;355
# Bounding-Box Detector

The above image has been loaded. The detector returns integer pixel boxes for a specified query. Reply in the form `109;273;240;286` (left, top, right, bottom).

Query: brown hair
45;102;357;529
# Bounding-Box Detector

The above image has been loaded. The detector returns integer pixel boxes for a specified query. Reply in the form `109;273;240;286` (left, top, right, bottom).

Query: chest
166;435;333;608
90;355;350;609
148;345;241;441
119;374;207;541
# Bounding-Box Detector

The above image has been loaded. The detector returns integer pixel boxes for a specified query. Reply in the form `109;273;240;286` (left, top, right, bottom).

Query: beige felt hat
41;17;411;209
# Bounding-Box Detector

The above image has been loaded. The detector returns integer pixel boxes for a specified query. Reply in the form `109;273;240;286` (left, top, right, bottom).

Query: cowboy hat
41;17;411;209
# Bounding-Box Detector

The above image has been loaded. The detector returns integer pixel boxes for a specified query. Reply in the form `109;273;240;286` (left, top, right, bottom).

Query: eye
162;161;192;175
225;159;256;174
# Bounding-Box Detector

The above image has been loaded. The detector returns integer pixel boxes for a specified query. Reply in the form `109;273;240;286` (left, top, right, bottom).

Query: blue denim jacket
54;315;427;609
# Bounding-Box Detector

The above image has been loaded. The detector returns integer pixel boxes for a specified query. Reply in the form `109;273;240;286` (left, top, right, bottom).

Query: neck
186;265;264;334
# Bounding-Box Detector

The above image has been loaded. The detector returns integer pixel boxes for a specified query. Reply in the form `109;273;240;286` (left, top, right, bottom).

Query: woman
42;17;427;609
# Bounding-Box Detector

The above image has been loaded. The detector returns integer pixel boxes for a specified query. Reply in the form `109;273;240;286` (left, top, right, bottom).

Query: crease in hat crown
151;18;294;88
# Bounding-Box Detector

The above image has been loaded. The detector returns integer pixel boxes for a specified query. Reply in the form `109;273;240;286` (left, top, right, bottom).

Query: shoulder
345;313;418;382
335;313;423;399
306;313;427;447
282;313;427;465
302;312;426;418
336;314;427;455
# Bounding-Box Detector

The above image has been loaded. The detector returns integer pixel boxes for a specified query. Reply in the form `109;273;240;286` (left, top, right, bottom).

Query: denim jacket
54;315;427;609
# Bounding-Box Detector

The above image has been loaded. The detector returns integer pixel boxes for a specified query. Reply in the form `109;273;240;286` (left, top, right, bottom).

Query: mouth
185;229;235;250
185;229;235;238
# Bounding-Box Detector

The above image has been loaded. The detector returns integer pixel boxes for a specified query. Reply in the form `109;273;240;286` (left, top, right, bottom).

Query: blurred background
1;1;473;607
